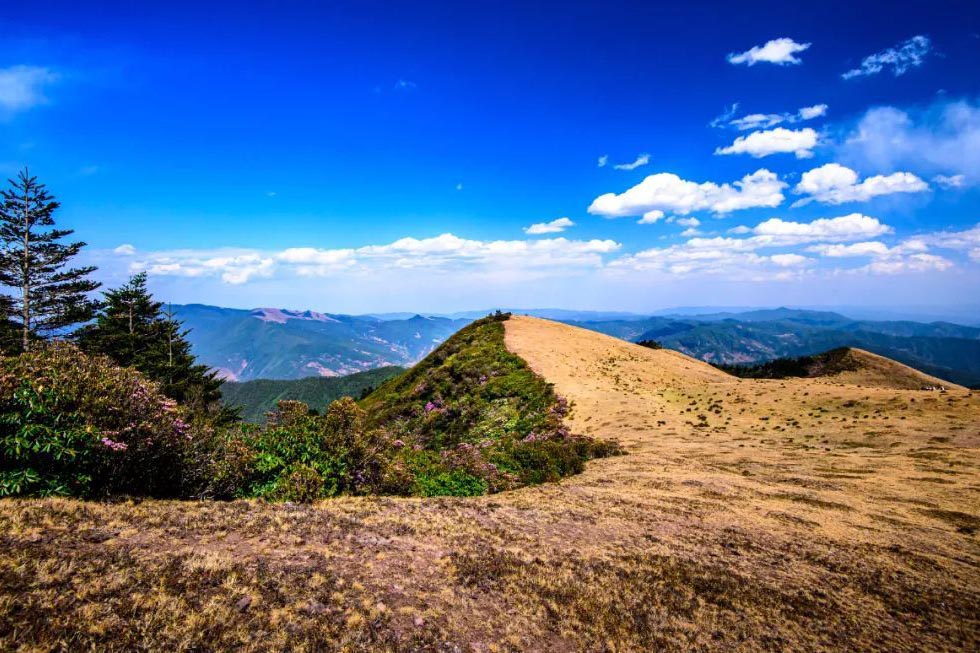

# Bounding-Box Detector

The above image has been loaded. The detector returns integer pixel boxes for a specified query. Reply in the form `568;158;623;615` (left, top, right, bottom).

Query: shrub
414;469;489;497
200;397;392;501
0;343;192;497
271;464;326;503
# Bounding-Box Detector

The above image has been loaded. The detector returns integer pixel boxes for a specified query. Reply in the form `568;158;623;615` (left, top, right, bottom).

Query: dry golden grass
1;316;978;651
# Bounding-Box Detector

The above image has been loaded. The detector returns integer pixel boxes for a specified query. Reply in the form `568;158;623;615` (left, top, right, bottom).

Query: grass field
1;316;978;651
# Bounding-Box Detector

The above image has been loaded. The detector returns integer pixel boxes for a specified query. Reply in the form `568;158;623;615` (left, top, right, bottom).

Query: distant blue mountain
173;304;470;381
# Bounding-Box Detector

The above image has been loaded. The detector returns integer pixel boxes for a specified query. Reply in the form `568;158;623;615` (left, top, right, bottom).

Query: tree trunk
21;204;29;351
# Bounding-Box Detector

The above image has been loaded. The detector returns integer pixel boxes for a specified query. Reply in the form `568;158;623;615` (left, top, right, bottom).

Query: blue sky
2;0;979;313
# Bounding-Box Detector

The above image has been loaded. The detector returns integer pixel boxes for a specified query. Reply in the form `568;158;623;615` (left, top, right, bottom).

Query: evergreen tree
0;169;100;350
78;273;237;422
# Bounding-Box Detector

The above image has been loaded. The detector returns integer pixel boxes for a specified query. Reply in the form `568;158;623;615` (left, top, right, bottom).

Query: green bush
414;469;489;497
0;343;192;497
271;464;326;503
201;397;391;501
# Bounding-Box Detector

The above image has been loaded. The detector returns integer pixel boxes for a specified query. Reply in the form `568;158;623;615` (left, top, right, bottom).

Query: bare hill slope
830;346;965;389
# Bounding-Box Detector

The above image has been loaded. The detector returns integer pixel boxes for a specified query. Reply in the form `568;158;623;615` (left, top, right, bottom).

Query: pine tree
0;169;100;350
78;273;238;422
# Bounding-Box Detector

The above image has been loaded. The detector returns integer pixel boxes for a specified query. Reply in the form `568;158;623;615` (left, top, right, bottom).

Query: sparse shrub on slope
360;312;621;496
0;343;192;497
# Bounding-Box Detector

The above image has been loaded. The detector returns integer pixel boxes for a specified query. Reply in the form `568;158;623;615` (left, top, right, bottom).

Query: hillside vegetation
361;312;621;495
222;367;403;422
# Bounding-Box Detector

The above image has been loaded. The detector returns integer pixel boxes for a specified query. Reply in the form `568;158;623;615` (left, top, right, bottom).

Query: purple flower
101;437;128;452
174;417;190;438
392;439;406;448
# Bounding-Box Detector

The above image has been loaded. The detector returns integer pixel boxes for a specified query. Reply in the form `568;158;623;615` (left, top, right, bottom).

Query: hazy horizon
172;301;980;326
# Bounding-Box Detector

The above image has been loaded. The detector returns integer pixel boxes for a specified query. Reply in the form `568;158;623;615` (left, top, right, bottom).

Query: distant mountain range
174;304;980;387
173;304;469;381
564;308;980;387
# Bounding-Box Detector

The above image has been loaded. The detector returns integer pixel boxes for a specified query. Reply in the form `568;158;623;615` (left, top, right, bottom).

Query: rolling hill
566;308;980;386
11;316;979;651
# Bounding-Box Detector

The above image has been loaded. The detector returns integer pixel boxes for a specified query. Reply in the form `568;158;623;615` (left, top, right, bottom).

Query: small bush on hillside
0;343;192;497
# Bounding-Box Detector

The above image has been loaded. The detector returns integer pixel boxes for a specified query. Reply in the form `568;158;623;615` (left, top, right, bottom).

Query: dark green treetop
0;169;100;350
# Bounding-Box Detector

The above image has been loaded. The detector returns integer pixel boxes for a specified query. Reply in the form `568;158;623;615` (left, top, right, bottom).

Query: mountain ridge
171;303;980;386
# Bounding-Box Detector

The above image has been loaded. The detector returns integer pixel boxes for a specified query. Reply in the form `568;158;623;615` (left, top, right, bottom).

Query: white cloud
715;127;818;158
113;244;136;256
798;104;828;120
680;227;701;237
131;234;623;284
793;163;928;206
0;65;58;114
933;174;965;189
865;253;952;275
808;241;890;257
122;217;971;293
842;35;931;80
770;253;810;267
612;153;650;170
922;224;980;263
588;168;785;218
807;237;953;275
394;79;417;90
132;249;277;285
727;38;811;66
752;213;892;245
839;100;980;186
718;104;828;131
604;213;953;280
277;247;356;267
597;155;609;167
638;210;665;224
524;217;575;235
709;103;739;128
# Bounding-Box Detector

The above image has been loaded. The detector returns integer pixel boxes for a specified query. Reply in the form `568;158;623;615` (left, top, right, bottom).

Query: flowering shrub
360;313;622;496
0;314;620;502
202;397;392;502
0;343;193;497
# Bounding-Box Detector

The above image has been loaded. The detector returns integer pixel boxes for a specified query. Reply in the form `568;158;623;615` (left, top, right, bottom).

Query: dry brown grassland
1;316;978;652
